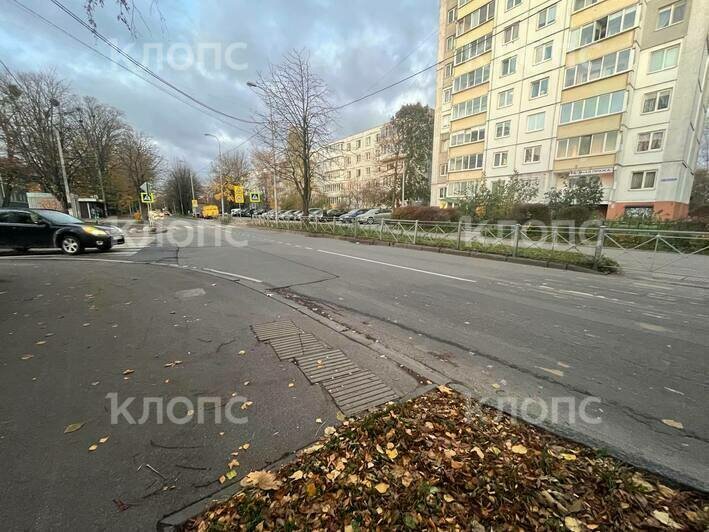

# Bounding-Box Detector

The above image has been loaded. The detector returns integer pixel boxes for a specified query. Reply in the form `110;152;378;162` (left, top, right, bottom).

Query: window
454;33;493;65
563;49;632;88
573;0;599;12
447;7;456;24
537;4;557;29
636;130;665;152
451;94;488;119
533;41;553;64
649;44;680;73
366;167;371;175
526;112;545;132
493;151;508;167
356;140;361;148
457;1;495;36
448;153;484;171
442;113;451;129
346;142;351;151
630;170;657;189
439;186;448;198
498;88;514;108
365;136;371;146
446;36;455;51
497;89;515;109
524;145;542;163
530;77;549;98
445;63;453;78
657;1;686;29
365;152;371;160
556;131;618;159
495;120;511;138
559;90;626;124
443;88;452;104
642;89;671;113
503;23;519;43
453;64;491;92
506;0;521;10
450;126;486;147
356;154;361;162
501;56;517;76
568;6;637;50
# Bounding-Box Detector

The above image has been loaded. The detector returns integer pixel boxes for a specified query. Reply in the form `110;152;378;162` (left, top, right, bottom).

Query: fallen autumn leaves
189;388;708;531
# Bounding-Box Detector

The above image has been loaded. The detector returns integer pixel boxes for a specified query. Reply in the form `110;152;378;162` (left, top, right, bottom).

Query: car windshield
36;210;82;224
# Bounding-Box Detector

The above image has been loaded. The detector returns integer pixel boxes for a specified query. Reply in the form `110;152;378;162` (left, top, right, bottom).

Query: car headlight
108;226;124;236
82;225;108;237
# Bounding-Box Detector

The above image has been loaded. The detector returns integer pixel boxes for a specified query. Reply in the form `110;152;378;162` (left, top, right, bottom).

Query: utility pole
204;133;225;217
50;99;75;216
246;81;279;218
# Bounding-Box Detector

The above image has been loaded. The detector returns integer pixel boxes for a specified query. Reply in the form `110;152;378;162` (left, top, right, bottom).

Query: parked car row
252;207;393;224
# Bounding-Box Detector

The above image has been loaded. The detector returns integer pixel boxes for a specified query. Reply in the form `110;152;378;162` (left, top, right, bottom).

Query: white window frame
453;64;491;93
498;88;514;108
445;62;453;78
495;120;511;139
448;153;484;172
537;4;557;29
530;77;549;99
630;170;657;190
450;126;486;147
568;5;638;51
559;90;626;125
572;0;599;13
447;7;457;24
556;131;619;159
457;1;495;37
454;33;493;66
451;94;488;120
446;36;455;51
501;55;517;76
533;41;553;64
493;151;509;167
563;48;633;89
526;112;545;133
636;130;665;152
648;44;680;73
523;145;542;164
503;23;519;44
641;89;672;114
443;87;452;104
656;1;686;30
506;0;522;11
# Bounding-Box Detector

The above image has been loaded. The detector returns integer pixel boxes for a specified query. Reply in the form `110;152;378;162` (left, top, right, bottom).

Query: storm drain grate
294;350;360;384
269;333;331;360
251;320;302;342
323;370;398;414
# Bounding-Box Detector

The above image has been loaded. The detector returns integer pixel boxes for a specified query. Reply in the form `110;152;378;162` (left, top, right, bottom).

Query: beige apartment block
431;0;709;219
320;124;403;208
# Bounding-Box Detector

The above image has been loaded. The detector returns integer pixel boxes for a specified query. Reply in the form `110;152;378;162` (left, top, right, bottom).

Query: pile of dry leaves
190;387;708;531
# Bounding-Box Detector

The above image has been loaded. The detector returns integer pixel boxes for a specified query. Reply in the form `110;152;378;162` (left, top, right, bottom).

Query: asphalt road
142;217;708;491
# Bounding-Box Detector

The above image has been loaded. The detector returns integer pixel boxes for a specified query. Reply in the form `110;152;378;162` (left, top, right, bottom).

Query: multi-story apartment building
431;0;709;219
320;124;404;207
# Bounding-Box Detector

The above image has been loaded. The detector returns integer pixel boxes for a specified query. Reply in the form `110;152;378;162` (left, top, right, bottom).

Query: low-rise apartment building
431;0;709;219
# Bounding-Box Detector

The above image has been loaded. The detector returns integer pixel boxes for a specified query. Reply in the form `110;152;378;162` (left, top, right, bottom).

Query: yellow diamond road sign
249;192;261;203
140;192;156;204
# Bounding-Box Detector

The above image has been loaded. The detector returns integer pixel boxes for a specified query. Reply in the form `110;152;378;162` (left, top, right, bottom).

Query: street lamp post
204;133;225;217
246;81;278;219
50;98;75;216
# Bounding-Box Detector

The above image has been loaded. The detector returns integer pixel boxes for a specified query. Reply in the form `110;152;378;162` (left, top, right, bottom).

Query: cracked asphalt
143;218;708;490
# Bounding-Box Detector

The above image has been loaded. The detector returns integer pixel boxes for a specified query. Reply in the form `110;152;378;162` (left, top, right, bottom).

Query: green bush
508;203;551;224
393;206;460;222
555;205;592;225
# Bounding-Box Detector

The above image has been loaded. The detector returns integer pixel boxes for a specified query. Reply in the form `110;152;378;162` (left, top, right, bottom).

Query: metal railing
251;217;709;280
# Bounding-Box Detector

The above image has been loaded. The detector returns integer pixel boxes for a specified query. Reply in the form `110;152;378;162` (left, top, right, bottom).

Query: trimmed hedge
393;206;461;222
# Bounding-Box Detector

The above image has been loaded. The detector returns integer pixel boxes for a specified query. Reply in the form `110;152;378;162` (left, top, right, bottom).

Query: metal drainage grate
294;350;359;384
323;370;398;415
269;333;331;360
251;320;302;342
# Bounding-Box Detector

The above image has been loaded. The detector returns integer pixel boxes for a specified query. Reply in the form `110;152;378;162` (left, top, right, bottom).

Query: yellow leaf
661;419;684;430
289;470;304;480
225;470;237;480
374;482;389;494
324;426;337;436
511;444;528;455
344;526;353;532
443;494;454;502
21;354;33;360
386;448;398;460
228;459;240;468
88;444;98;452
288;382;294;388
564;516;582;532
218;475;226;484
336;411;346;422
240;470;281;490
238;350;246;355
560;453;576;461
99;436;110;444
472;446;484;460
304;444;323;454
326;469;340;481
315;417;323;423
63;422;84;434
241;443;250;450
652;510;681;529
122;369;134;375
305;482;317;497
437;384;453;394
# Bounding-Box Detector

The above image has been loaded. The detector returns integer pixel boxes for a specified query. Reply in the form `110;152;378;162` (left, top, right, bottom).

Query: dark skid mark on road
284;289;709;445
240;243;341;288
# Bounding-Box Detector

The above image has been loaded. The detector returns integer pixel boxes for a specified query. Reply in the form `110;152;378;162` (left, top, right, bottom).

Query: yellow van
201;205;220;219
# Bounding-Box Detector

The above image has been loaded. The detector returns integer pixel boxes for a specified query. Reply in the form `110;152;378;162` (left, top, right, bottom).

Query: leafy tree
545;176;603;217
456;175;539;221
208;150;250;206
114;128;162;220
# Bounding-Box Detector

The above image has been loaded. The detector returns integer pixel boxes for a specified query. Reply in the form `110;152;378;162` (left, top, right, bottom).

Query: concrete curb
247;224;607;276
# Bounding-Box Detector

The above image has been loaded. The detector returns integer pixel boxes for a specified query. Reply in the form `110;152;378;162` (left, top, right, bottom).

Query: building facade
320;124;404;208
431;0;709;219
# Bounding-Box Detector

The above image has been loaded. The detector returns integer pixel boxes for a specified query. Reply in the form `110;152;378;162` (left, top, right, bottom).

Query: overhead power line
49;0;261;126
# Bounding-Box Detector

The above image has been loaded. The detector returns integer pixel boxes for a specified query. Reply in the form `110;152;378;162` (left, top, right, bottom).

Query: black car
0;208;125;255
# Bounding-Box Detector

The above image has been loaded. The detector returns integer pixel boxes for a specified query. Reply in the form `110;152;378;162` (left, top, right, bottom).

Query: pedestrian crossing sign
140;192;156;204
249;192;261;203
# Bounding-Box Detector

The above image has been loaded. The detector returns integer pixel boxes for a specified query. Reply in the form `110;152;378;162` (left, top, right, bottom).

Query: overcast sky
0;0;438;179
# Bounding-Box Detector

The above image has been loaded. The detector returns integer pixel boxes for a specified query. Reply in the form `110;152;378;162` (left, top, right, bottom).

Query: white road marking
175;288;206;299
317;249;477;284
201;267;263;283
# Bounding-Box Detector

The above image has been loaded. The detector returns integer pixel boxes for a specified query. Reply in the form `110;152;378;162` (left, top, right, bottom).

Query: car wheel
60;235;83;255
97;242;112;252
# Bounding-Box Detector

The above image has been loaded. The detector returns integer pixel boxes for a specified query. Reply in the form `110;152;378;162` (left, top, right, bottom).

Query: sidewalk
0;258;420;530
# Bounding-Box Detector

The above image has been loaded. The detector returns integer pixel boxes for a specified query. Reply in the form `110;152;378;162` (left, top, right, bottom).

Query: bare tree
161;160;200;215
114;128;161;219
251;49;336;213
207;150;250;206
